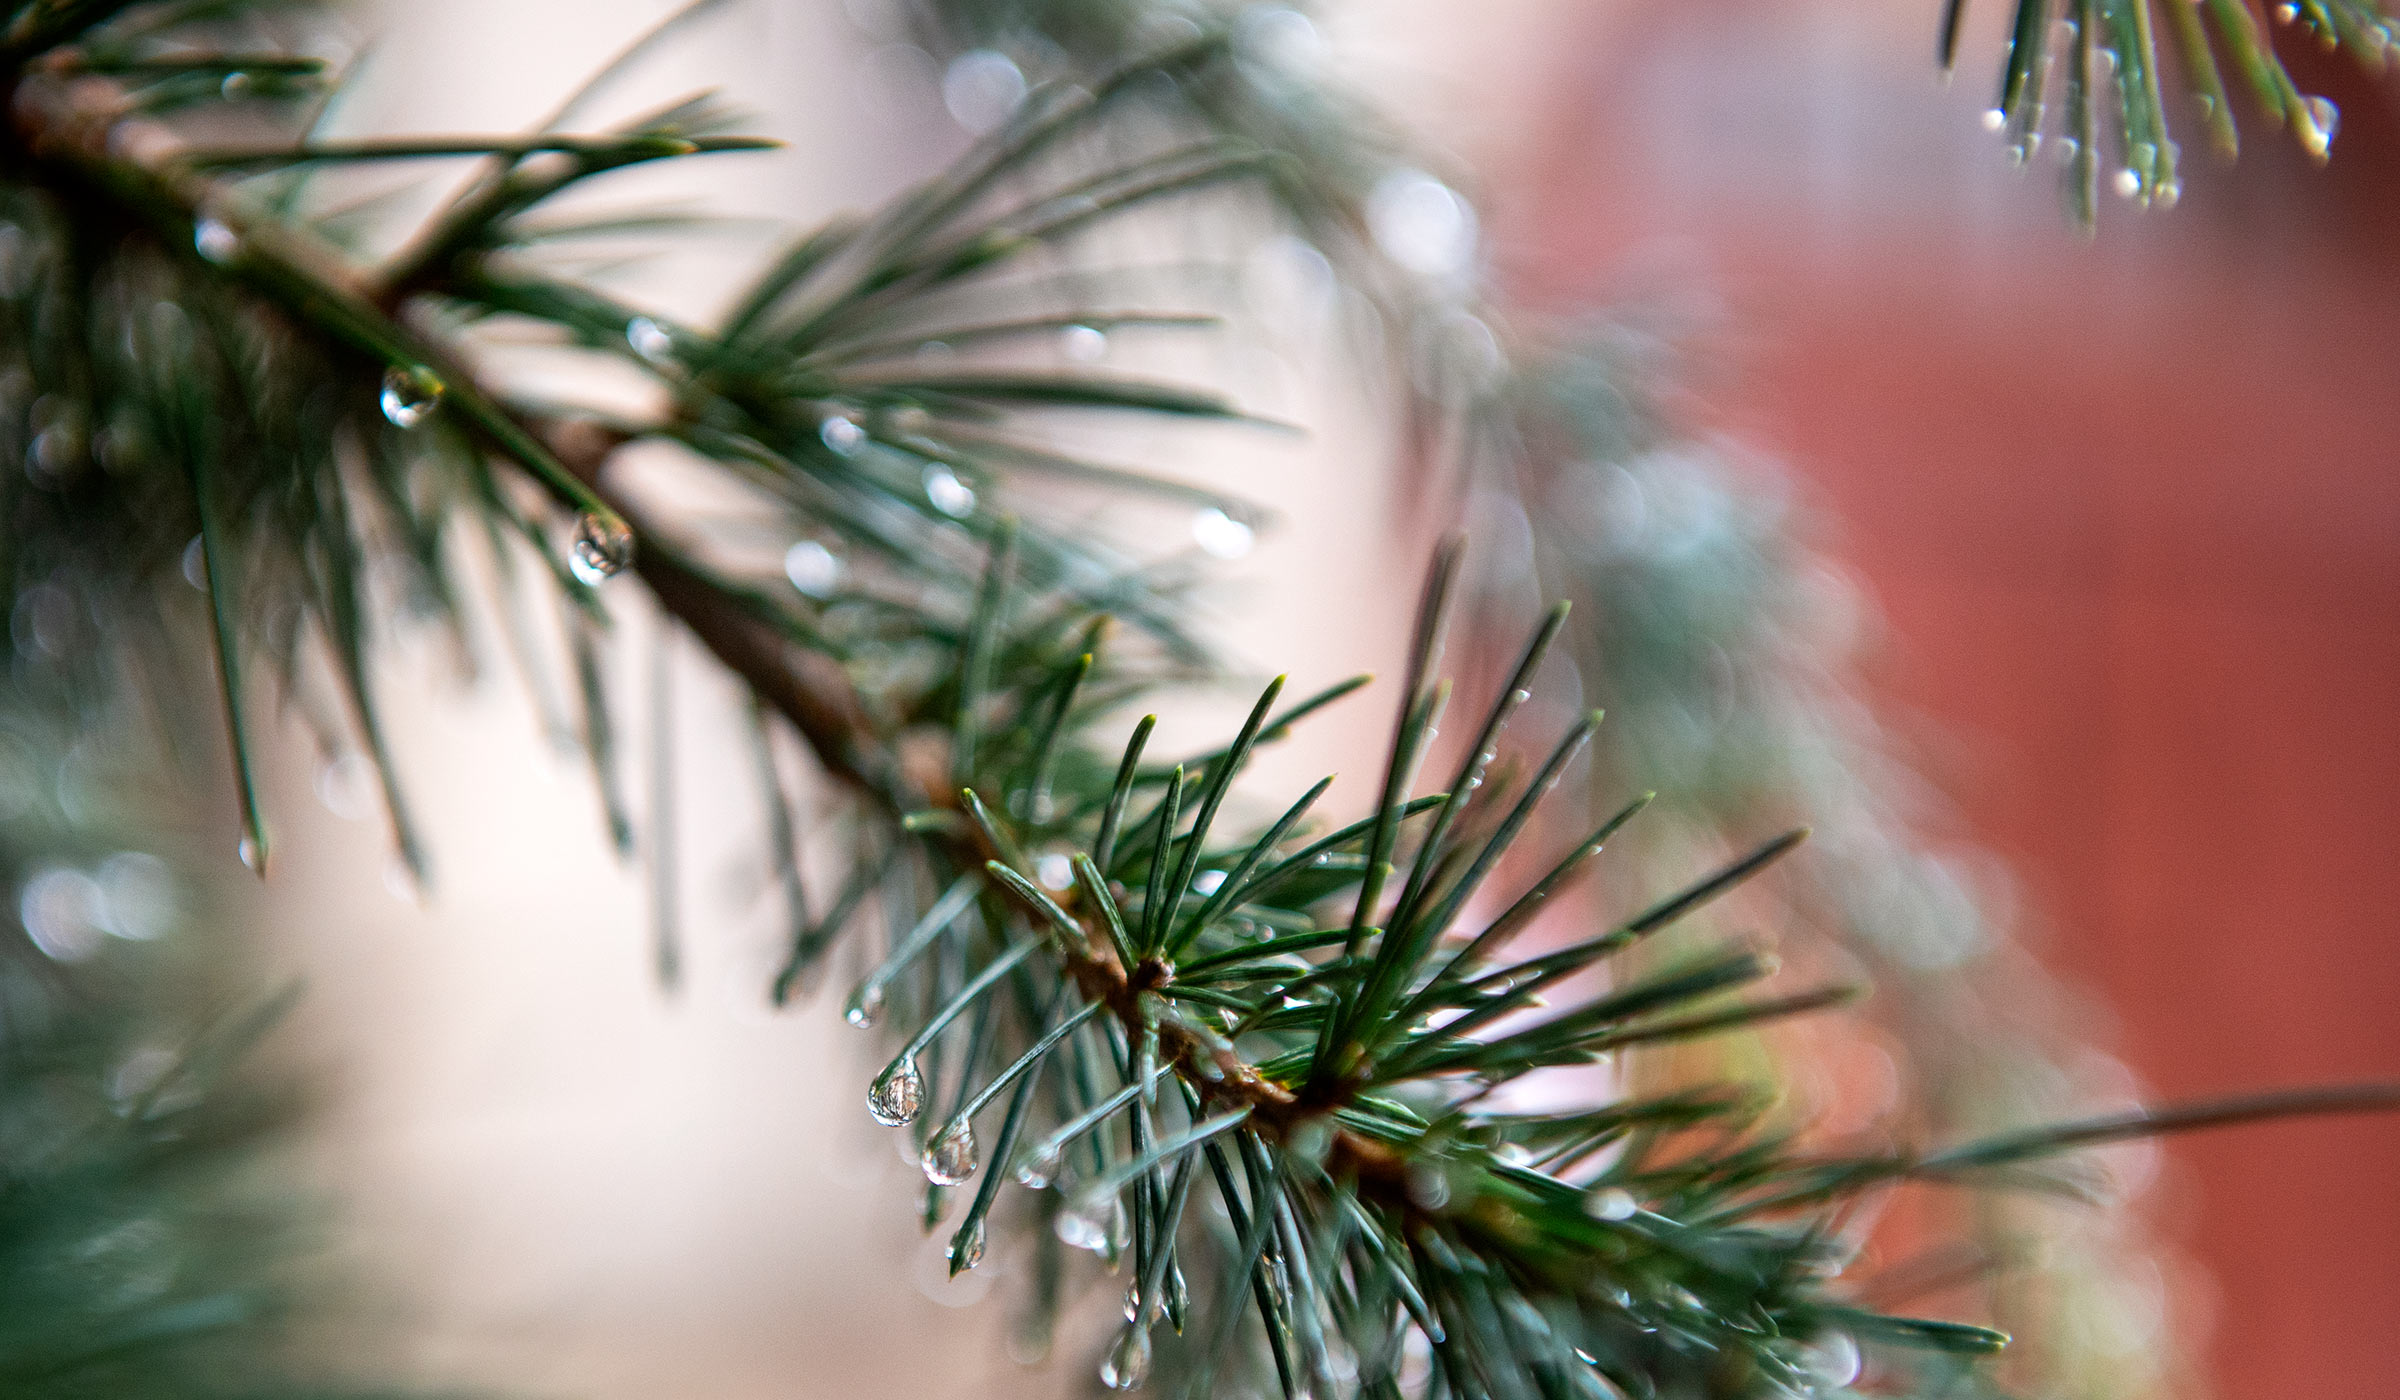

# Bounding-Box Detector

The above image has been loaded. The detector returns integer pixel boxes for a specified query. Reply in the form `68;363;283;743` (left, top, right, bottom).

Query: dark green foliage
0;1;2392;1398
1952;0;2391;220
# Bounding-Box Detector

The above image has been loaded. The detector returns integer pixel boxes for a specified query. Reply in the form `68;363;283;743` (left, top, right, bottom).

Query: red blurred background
1498;4;2400;1396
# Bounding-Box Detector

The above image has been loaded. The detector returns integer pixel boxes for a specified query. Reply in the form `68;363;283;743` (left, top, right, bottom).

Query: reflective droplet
922;1115;979;1185
819;413;866;456
2112;167;2144;200
1800;1328;1863;1391
1035;851;1074;891
1982;107;2007;132
943;49;1025;133
1054;1191;1121;1252
316;752;376;820
923;465;976;517
625;315;674;364
383;854;423;907
95;852;174;942
20;866;106;962
193;217;238;264
181;535;207;590
2153;178;2183;209
783;539;841;598
1588;1186;1638;1221
2274;2;2298;20
236;834;264;874
1062;323;1109;362
568;513;634;585
1192;869;1226;895
947;1216;986;1274
867;1055;924;1126
1015;1140;1063;1189
1122;1284;1142;1323
843;980;884;1029
1366;168;1477;281
378;365;444;429
2300;95;2340;157
1191;507;1254;560
1100;1322;1153;1391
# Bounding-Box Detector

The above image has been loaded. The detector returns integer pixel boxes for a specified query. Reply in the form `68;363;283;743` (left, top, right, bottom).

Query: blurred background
233;2;2400;1398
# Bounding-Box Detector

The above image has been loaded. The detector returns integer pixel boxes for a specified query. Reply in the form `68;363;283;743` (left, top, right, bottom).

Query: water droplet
2153;178;2183;209
947;1216;986;1274
783;539;841;598
20;866;106;962
2112;167;2144;200
181;535;208;590
316;752;376;820
866;1055;924;1126
843;980;884;1029
2055;135;2081;165
568;513;634;585
1100;1322;1153;1391
2274;2;2298;20
1015;1139;1063;1189
1366;168;1477;281
1588;1186;1638;1221
236;834;264;874
95;852;174;942
1062;324;1109;362
1191;507;1254;560
1982;107;2007;132
2300;95;2339;157
378;365;444;429
1192;869;1226;896
193;217;238;264
1122;1285;1142;1323
1054;1191;1121;1252
922;1115;979;1185
943;49;1025;133
1035;851;1074;891
923;465;976;517
1800;1328;1862;1390
819;413;866;456
383;854;423;906
625;315;674;364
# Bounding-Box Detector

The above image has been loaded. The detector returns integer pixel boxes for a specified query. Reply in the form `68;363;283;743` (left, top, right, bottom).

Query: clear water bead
1100;1323;1153;1391
1800;1328;1862;1391
1982;107;2007;131
842;980;884;1029
193;217;239;264
1034;851;1074;891
783;539;841;598
1587;1186;1638;1221
866;1055;925;1126
923;465;976;518
947;1217;986;1275
921;1115;979;1185
568;513;634;585
1015;1140;1064;1189
2274;1;2298;19
1191;507;1254;559
2112;167;2144;200
625;315;674;364
378;366;444;429
819;413;866;456
2300;95;2339;157
236;834;264;875
1063;323;1109;362
1054;1192;1119;1252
